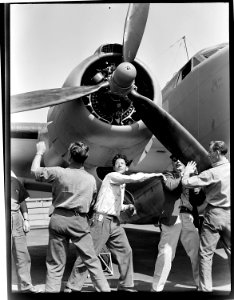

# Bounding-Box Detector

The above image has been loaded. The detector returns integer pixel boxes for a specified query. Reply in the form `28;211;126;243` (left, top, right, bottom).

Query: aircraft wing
11;122;47;179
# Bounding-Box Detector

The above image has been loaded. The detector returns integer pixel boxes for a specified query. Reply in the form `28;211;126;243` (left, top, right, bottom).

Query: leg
219;209;231;270
65;251;88;291
199;209;220;292
152;219;182;291
11;214;33;291
106;219;134;289
180;213;200;287
69;214;110;292
45;215;69;292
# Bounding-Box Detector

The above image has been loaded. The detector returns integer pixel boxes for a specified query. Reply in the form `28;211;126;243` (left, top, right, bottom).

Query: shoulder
79;169;96;183
105;171;117;178
164;171;176;179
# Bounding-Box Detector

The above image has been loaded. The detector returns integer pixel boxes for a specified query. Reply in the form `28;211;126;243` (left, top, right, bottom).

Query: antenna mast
183;36;189;61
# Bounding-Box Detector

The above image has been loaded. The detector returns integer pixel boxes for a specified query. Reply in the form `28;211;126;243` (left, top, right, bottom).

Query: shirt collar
68;164;85;170
212;157;229;168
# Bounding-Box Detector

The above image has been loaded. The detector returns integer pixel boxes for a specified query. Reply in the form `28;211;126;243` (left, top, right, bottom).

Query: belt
93;211;117;220
180;206;192;214
54;207;87;217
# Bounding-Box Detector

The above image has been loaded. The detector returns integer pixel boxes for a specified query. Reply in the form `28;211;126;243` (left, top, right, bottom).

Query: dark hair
209;140;228;155
68;141;89;163
112;154;130;167
170;154;178;162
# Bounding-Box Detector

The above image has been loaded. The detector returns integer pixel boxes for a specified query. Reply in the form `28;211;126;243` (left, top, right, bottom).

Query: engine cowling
44;44;162;169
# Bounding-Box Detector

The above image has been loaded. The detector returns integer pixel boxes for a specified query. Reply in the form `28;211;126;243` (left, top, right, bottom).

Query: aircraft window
181;60;191;80
192;57;201;67
202;49;218;58
176;72;182;85
176;60;192;85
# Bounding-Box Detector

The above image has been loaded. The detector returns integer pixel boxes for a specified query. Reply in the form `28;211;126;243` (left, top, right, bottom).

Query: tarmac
10;224;232;299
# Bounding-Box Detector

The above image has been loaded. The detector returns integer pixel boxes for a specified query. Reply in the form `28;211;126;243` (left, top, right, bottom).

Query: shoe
150;288;161;292
22;286;42;293
117;286;137;292
64;286;81;293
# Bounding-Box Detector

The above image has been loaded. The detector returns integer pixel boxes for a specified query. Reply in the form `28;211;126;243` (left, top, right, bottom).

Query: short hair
68;141;89;163
209;140;228;155
112;154;130;167
170;154;179;162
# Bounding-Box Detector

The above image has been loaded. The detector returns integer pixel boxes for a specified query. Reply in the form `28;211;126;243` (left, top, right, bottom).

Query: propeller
123;3;150;62
11;81;109;114
129;90;212;173
11;4;150;113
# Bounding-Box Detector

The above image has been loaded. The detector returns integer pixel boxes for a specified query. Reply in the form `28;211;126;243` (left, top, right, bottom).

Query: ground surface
10;224;232;299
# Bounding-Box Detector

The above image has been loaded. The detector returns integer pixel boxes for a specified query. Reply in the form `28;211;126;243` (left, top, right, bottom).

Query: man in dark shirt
11;171;41;293
31;141;110;292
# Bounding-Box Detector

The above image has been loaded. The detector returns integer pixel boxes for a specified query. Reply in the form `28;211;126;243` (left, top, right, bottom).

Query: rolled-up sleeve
34;167;57;183
163;172;181;191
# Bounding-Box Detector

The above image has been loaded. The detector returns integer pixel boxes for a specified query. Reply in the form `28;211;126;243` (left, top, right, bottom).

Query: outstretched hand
155;173;167;181
184;161;197;174
128;204;137;216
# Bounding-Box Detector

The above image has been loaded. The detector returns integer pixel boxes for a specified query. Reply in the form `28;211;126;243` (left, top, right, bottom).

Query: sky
1;3;230;294
10;2;229;123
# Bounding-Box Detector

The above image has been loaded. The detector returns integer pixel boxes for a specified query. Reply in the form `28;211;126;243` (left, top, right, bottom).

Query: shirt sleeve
163;172;181;191
18;180;30;203
182;170;213;188
109;172;153;185
34;167;58;183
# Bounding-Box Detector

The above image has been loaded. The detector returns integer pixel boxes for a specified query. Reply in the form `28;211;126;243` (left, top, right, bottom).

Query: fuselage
162;43;229;158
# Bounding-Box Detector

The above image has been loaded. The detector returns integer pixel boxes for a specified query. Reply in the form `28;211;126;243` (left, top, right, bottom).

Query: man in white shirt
65;154;166;292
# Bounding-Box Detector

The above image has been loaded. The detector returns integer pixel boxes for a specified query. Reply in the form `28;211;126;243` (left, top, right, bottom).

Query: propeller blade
123;3;150;62
130;90;211;173
11;81;109;113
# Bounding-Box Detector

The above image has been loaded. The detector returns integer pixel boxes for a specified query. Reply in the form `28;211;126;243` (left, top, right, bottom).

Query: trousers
199;205;231;291
11;212;33;291
66;212;134;290
152;213;200;291
45;209;110;292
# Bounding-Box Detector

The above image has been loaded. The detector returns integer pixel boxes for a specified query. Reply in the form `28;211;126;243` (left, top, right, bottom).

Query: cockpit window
176;60;192;85
201;44;227;59
192;57;201;67
202;49;219;58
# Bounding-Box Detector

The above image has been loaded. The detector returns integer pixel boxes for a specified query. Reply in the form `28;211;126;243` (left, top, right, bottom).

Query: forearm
121;172;160;183
22;211;29;221
182;173;204;188
20;200;29;221
31;153;43;174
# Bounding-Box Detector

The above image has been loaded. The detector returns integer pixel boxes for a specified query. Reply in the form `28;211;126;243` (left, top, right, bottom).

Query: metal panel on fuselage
163;47;229;154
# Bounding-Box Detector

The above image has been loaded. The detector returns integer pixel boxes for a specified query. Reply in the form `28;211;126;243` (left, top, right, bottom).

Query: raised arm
31;141;47;175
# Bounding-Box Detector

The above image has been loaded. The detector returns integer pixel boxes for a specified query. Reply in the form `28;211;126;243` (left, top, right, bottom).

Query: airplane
10;3;229;225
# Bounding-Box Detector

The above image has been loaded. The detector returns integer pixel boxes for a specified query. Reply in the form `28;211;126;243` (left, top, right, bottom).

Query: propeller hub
109;62;137;96
113;62;137;88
